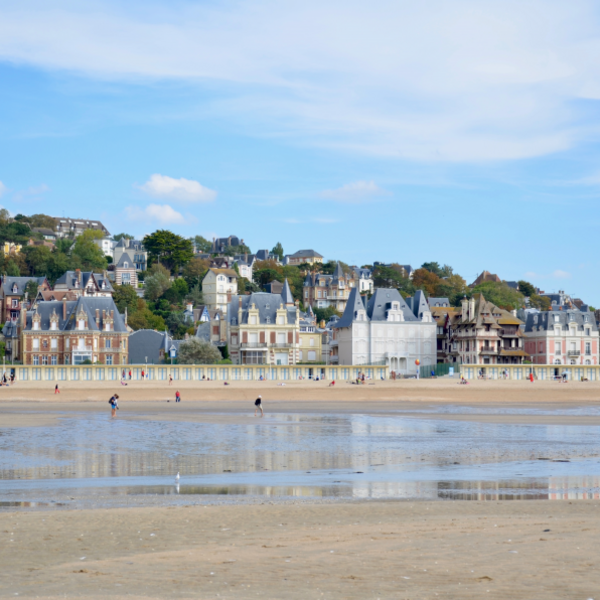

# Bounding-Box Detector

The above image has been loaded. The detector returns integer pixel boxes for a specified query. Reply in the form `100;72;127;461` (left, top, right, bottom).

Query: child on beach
54;384;60;394
254;395;264;417
109;394;119;417
175;391;181;402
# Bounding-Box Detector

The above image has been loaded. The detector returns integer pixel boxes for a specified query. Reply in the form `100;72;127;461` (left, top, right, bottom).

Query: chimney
468;297;475;320
20;301;26;327
124;307;128;325
62;296;67;320
461;298;468;321
187;303;193;312
95;308;100;327
111;310;114;318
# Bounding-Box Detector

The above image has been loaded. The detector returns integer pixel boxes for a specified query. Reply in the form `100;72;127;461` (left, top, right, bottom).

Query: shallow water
2;408;600;508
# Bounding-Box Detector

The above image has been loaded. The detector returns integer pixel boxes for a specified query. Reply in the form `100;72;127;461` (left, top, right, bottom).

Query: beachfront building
428;298;460;363
52;217;110;238
53;270;114;297
0;276;50;322
227;280;300;365
523;310;599;365
20;296;128;366
112;253;138;287
202;268;238;315
450;293;527;365
353;267;374;293
298;306;323;364
303;263;355;312
331;288;436;374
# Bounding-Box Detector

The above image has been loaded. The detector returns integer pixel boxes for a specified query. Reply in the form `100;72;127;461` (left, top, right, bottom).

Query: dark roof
335;287;366;328
128;329;170;364
427;297;450;308
115;252;135;269
524;310;598;333
24;297;127;332
366;289;419;322
228;292;297;325
281;279;294;305
2;276;47;296
54;271;114;292
289;249;324;259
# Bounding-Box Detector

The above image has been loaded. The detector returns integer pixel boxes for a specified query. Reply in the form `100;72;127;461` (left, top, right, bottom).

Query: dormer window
124;262;129;268
78;319;85;330
101;281;106;289
554;315;560;323
50;321;57;331
105;323;111;331
33;321;39;330
11;284;17;294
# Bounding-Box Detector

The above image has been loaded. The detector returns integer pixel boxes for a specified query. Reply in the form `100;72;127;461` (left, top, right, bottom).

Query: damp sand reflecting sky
2;408;600;507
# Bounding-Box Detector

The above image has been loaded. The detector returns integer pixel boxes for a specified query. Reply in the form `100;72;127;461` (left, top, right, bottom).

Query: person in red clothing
530;372;534;383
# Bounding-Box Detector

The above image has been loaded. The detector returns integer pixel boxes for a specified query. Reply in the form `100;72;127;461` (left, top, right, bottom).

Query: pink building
524;311;599;365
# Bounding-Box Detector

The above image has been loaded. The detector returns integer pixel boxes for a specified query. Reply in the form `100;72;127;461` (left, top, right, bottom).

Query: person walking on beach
54;384;60;394
175;390;181;403
109;394;119;417
169;374;173;386
122;369;126;380
141;369;145;380
128;369;132;380
254;395;263;417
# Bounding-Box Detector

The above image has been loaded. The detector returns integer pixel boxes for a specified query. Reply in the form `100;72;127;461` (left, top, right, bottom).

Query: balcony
567;350;581;356
480;347;498;354
272;343;293;349
240;342;268;349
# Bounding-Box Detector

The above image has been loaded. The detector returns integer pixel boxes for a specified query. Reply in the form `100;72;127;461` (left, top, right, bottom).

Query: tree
144;270;172;302
314;306;341;323
240;276;261;293
412;268;440;296
162;278;188;305
166;312;189;338
470;282;525;311
113;284;139;315
194;235;212;253
186;283;203;305
25;279;39;302
22;245;52;276
434;274;469;306
182;257;210;286
47;251;71;284
113;233;134;242
71;229;107;271
271;242;284;261
5;260;20;277
55;237;75;254
177;338;222;364
440;264;454;277
517;280;537;297
421;262;443;277
222;243;252;257
372;265;415;297
27;214;57;230
0;208;10;226
127;298;167;331
143;230;194;272
530;294;551;311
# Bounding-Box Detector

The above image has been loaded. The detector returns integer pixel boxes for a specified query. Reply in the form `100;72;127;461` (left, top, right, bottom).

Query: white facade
332;288;436;375
202;268;238;315
96;237;115;258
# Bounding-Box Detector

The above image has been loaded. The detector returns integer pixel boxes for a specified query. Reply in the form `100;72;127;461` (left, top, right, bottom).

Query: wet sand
1;500;599;599
3;380;600;598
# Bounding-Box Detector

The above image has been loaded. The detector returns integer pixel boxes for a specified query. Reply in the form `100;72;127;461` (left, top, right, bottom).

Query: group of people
0;372;14;386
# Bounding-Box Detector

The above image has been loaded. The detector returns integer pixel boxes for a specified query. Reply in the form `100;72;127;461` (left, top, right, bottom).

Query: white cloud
553;269;571;279
0;181;7;198
524;270;572;280
1;1;600;161
138;174;216;203
320;181;389;203
125;203;186;224
12;184;49;202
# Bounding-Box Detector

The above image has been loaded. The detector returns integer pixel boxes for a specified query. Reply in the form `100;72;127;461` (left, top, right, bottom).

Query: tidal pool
1;408;600;508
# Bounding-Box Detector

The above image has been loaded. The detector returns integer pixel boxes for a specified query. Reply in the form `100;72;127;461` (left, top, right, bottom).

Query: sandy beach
2;379;600;598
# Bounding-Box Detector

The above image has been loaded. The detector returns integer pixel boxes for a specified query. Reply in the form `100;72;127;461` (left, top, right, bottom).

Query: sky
1;0;600;300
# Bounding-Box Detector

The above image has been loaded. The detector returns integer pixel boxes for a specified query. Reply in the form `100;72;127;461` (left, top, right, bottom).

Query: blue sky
1;1;600;300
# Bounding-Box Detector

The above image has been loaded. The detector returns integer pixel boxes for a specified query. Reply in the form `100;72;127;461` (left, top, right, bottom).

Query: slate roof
524;310;598;333
281;278;294;305
128;329;171;364
2;276;47;297
54;271;114;293
288;249;324;259
2;320;19;339
455;293;522;329
335;287;367;328
24;297;127;332
115;252;135;268
427;297;450;308
227;292;297;325
366;289;419;322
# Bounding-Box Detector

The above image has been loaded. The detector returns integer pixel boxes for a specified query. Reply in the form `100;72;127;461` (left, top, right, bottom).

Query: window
555;342;561;354
64;355;70;365
106;355;113;365
310;337;315;346
66;338;70;349
33;338;39;350
122;272;131;284
50;321;57;330
554;315;560;323
105;339;111;349
42;340;48;349
586;342;591;355
105;323;111;331
12;284;18;293
586;328;591;336
51;339;57;350
250;315;257;325
33;321;39;330
308;350;316;361
51;355;57;365
11;299;18;308
304;291;308;299
265;317;271;324
277;317;285;325
78;320;85;330
42;356;48;365
33;355;39;365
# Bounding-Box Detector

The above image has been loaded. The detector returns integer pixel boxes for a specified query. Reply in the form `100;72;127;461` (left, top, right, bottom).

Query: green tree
5;259;20;277
24;279;39;302
194;235;212;253
47;251;71;284
421;262;443;277
166;312;189;338
412;268;441;296
186;283;203;305
177;338;222;364
314;306;341;323
127;298;167;331
372;265;415;297
55;238;75;254
222;243;251;257
22;245;52;276
271;242;284;261
162;278;189;305
27;214;57;230
530;294;551;311
113;284;140;315
182;257;210;286
143;230;194;272
0;208;10;226
517;280;537;297
240;276;261;293
144;270;172;302
435;274;469;306
470;282;525;311
71;229;107;271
